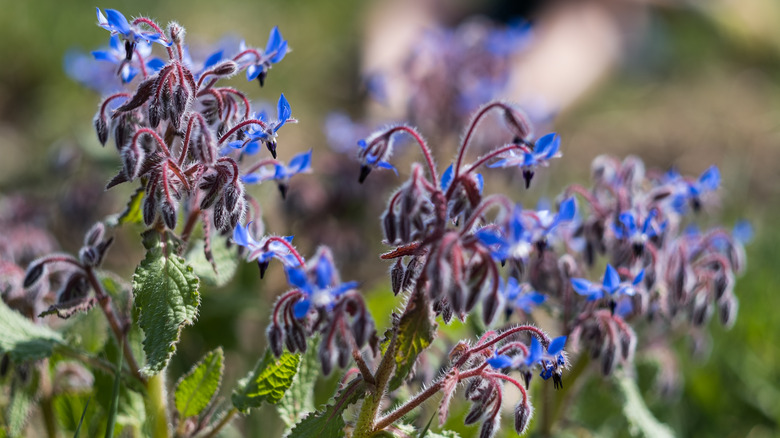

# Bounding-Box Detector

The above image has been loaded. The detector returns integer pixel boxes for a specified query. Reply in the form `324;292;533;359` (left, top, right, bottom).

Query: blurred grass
2;1;780;437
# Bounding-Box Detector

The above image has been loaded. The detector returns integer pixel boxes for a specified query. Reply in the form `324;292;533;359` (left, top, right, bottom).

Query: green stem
145;373;170;438
353;336;396;437
541;353;591;436
200;407;239;438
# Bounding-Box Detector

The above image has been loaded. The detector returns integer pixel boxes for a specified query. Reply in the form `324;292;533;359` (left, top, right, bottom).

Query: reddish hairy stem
133;128;172;158
265;236;305;266
455;101;505;178
217;119;268;145
100;93;131;117
462;143;531;175
386;125;438;184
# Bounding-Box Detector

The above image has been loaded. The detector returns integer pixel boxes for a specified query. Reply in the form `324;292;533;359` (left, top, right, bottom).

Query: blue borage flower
96;8;170;47
357;137;398;177
440;163;484;193
226;94;294;158
242;150;312;185
92;35;166;83
571;264;644;302
237;26;289;84
501;277;546;314
232;222;297;277
487;335;567;383
526;197;577;243
488;132;561;188
284;252;359;318
476;206;532;262
665;165;720;213
613;209;667;243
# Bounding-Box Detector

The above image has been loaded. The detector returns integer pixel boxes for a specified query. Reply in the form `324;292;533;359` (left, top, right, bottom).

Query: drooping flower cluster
69;9;307;266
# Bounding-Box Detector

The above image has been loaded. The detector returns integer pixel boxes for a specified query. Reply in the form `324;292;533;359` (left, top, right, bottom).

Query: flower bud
143;193;157;226
482;291;500;326
84;222;106;247
479;416;499;438
161;199;178;230
267;323;284;357
213;60;238;76
391;259;403;295
23;261;46;289
464;402;484;425
601;341;617;376
94;115;109;146
514;400;533;435
319;343;333;376
503;105;533;142
718;294;738;329
78;246;100;267
291;323;307;353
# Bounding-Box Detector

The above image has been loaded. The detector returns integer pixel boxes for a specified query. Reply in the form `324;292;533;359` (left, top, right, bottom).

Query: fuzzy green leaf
132;231;200;376
0;299;62;362
175;347;224;419
277;337;319;428
232;349;300;412
286;378;366;438
617;372;674;438
115;186;145;226
186;236;238;288
388;291;436;391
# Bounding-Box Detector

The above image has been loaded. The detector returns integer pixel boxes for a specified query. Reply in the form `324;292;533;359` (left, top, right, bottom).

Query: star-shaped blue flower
571;264;644;301
285;256;359;319
96;8;170;47
91;35;165;83
226;94;294;158
243;150;312;185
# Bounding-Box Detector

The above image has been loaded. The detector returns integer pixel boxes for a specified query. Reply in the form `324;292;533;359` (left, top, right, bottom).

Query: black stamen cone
257;71;267;87
266;140;277;159
523;169;534;189
258;260;270;279
278;183;288;199
358;165;371;183
124;41;135;61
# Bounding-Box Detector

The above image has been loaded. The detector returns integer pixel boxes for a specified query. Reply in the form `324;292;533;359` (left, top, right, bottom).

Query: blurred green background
1;0;779;437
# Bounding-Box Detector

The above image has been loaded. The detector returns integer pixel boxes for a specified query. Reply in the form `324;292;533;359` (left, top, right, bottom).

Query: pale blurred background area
1;0;779;436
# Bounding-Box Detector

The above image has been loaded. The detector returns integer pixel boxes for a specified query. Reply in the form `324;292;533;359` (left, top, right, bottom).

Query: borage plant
1;7;751;438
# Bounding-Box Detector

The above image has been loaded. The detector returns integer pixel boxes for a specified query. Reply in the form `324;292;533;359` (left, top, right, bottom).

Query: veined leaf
175;347;224;419
115;186;145;226
232;349;300;412
277;337;319;428
286;378;366;438
0;299;62;361
186;236;238;288
388;291;436;391
132;231;200;376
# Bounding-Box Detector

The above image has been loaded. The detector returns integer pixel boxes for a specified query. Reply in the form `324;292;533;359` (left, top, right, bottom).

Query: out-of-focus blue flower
571;264;644;301
91;35;165;83
501;277;546;313
733;220;753;244
613;210;666;242
484;20;532;56
243;150;312;185
284;254;359;318
476;206;532;262
440;163;484;193
488;133;561;171
96;8;170;47
232;222;295;266
226;94;294;158
487;352;513;369
357;137;397;175
526;197;576;242
239;27;289;82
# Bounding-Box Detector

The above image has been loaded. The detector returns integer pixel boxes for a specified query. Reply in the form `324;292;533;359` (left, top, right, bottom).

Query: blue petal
246;64;261;81
475;174;484;193
357;139;367;149
289;150;312;173
441;164;454;190
487;354;513;369
733;220;753;244
203;50;224;69
547;336;566;356
105;9;131;35
475;229;506;247
109;34;123;51
265;26;283;54
315;257;334;289
293;298;311;318
698;166;720;191
376;161;398;175
632;269;645;286
571;278;594;295
603;265;620;293
487;158;508;168
233;223;249;247
146;58;166;72
92;50;115;62
277;94;292;124
331;281;359;297
619;212;637;235
270;41;288;64
534;133;556;157
286;266;310;290
511;206;525;242
242;174;261;184
526;337;542;365
244;141;261;156
557;197;576;223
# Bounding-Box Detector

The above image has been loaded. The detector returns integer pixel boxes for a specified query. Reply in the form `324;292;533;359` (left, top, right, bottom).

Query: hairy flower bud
502;105;533;142
601;341;617;376
161;199;178;230
94;115;109;146
718;294;738;329
391;259;403;295
514;400;533;435
482;291;500;326
479;416;499;438
267;323;284;357
84;222;106;247
319;343;333;376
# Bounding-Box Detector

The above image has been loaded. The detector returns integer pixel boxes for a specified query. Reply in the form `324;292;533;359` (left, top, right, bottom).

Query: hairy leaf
388;291;436;391
232;349;300;412
132;231;200;376
186;236;238;288
115;186;145;226
277;337;319;428
617;372;674;438
0;299;62;361
286;378;366;438
175;347;224;419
